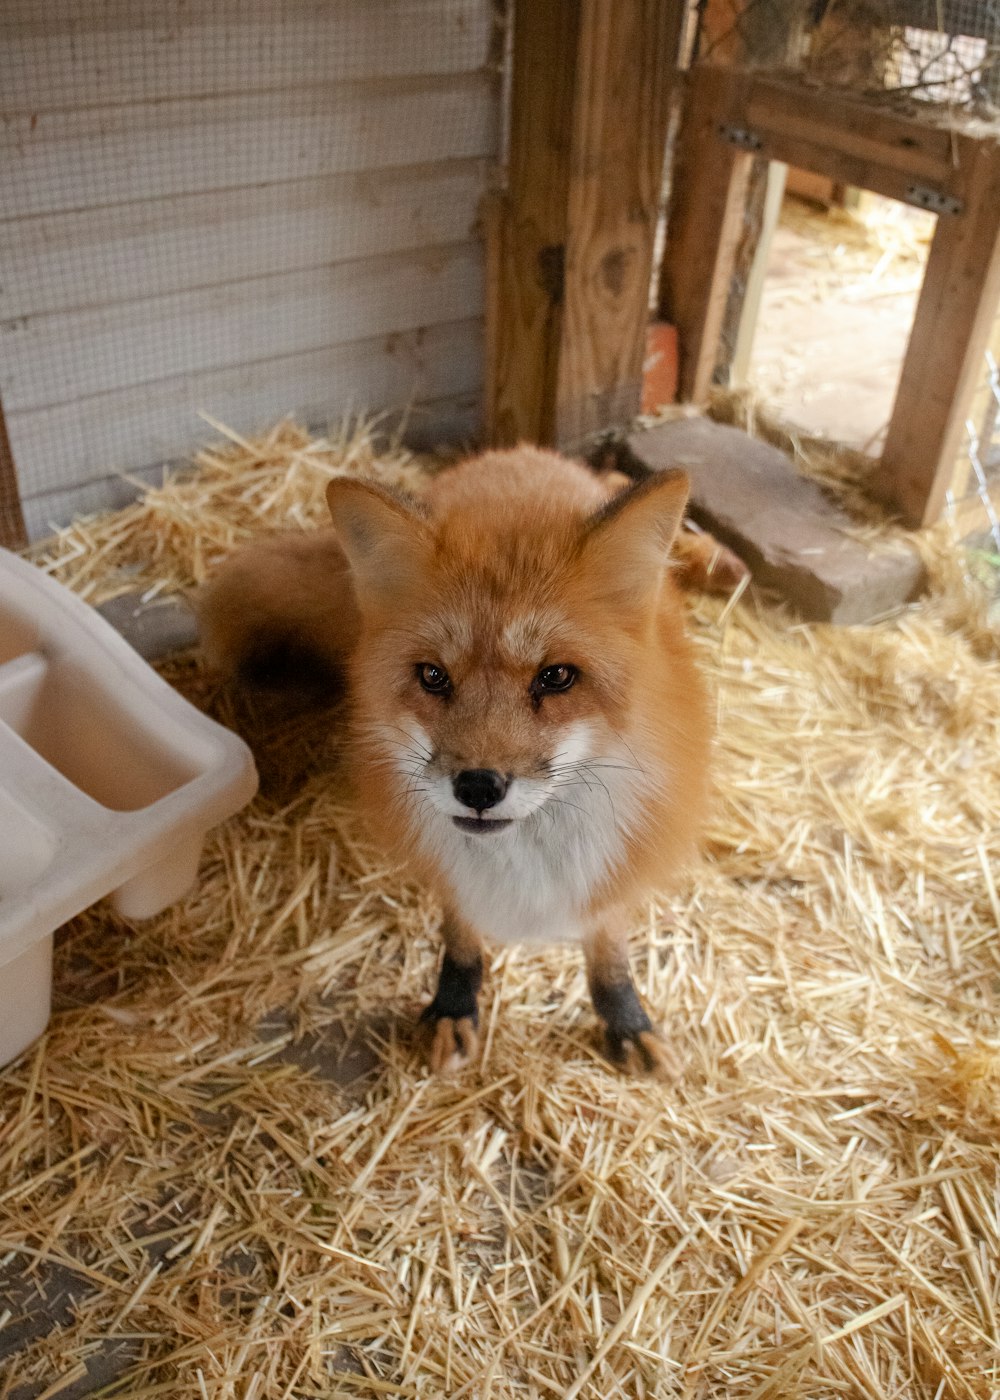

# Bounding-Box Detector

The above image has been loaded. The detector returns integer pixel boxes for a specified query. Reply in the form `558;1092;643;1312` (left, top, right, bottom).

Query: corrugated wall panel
1;0;494;108
0;161;486;319
2;243;483;410
22;388;483;538
0;0;500;538
0;77;496;219
16;318;484;538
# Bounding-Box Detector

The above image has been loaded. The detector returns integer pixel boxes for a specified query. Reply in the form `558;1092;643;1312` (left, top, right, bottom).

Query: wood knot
536;244;565;304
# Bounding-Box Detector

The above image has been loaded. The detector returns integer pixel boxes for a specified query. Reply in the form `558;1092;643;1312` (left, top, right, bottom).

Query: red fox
198;448;711;1077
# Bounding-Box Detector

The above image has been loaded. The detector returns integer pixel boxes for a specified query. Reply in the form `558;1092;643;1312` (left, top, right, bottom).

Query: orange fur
333;450;708;911
195;529;357;686
198;447;712;1073
672;525;750;597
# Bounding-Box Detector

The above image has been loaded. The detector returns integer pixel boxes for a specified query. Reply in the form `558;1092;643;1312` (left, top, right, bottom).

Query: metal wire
964;419;1000;550
951;351;1000;551
696;0;1000;112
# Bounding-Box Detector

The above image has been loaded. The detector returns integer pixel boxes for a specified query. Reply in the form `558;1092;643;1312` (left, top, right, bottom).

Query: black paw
423;1015;480;1073
420;954;482;1072
420;952;482;1028
591;978;679;1079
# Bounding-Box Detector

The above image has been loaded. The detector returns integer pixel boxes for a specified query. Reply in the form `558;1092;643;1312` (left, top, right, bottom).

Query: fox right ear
580;469;689;612
326;477;430;605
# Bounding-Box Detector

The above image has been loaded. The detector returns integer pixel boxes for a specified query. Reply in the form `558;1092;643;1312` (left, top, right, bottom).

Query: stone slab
97;591;198;662
623;417;926;624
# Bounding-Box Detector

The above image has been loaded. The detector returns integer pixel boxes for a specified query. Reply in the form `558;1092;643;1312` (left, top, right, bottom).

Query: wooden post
730;159;788;386
0;395;27;550
657;67;754;402
877;144;1000;527
485;0;686;449
673;0;806;391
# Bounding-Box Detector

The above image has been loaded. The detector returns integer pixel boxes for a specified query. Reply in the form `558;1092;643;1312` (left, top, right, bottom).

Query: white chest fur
417;766;641;945
385;718;653;945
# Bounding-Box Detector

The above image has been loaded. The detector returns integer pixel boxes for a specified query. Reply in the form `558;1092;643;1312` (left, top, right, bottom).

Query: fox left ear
326;477;431;606
580;470;689;607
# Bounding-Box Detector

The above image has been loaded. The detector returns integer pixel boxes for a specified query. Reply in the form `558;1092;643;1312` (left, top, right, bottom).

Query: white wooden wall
0;0;499;538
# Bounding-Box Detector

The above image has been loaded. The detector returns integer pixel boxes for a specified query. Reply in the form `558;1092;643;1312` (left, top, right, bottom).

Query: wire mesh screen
694;0;1000;114
0;0;503;538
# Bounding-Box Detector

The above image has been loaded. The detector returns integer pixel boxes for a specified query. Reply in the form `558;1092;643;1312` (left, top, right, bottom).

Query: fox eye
533;664;578;696
417;663;451;695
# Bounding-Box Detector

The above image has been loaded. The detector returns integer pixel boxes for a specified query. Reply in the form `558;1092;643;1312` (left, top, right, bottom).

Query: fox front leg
421;913;484;1073
583;922;680;1079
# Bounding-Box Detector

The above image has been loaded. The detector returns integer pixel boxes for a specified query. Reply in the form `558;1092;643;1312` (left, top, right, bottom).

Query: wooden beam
878;144;1000;527
486;0;686;448
657;67;754;402
670;67;969;215
741;77;967;196
0;394;26;550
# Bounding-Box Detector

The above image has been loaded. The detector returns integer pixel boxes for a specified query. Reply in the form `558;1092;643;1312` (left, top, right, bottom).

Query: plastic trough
0;549;258;1068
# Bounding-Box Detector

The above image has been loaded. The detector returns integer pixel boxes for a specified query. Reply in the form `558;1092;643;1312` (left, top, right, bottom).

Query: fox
197;448;711;1077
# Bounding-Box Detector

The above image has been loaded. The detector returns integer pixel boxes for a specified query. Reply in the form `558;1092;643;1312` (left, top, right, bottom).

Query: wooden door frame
658;65;1000;528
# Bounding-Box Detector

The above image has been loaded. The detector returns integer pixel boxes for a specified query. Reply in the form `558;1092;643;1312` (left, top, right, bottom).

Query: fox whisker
386;726;434;762
543;796;593;820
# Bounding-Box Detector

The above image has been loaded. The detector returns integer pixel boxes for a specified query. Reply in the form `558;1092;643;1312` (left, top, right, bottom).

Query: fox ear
580;470;689;608
326;477;430;604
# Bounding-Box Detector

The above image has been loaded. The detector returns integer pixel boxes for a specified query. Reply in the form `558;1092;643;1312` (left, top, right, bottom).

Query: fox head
325;464;695;885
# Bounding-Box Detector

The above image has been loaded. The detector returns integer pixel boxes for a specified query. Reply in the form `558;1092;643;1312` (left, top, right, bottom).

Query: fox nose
453;768;508;814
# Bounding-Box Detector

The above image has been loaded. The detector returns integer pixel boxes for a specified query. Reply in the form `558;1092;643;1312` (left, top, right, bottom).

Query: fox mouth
452;816;514;835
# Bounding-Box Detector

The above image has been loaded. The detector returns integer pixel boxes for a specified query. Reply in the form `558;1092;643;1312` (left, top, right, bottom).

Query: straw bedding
2;415;999;1399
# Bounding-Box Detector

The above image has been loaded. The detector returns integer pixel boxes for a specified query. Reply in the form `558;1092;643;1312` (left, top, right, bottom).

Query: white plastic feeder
0;548;258;1068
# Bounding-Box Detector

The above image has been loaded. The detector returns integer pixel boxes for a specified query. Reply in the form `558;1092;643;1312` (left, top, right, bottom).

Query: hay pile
3;418;1000;1399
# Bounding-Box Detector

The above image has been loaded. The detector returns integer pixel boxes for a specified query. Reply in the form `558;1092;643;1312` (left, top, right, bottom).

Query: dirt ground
748;193;932;454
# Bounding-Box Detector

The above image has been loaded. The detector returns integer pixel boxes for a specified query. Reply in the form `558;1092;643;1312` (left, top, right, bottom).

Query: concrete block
624;417;926;624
